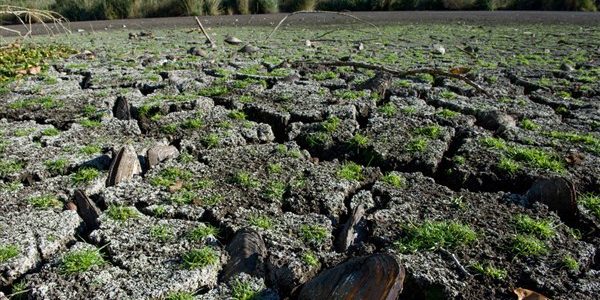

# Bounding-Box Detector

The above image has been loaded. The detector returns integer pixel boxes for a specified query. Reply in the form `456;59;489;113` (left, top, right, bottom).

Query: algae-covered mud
1;19;599;299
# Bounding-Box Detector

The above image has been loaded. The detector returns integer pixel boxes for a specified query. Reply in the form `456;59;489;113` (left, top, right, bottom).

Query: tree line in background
1;0;597;22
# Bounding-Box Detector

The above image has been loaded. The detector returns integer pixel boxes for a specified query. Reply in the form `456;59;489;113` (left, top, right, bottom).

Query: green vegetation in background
1;0;595;24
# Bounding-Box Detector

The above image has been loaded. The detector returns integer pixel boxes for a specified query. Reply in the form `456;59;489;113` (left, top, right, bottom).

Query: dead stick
439;248;471;277
294;60;493;98
456;46;476;59
194;16;215;48
267;10;380;41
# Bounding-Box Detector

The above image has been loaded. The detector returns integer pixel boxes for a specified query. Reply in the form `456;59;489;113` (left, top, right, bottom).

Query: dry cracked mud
1;18;599;300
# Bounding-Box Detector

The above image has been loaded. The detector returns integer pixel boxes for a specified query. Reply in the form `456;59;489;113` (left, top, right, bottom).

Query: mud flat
1;19;599;299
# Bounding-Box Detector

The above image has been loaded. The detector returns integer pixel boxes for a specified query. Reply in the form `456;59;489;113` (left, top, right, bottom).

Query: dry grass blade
0;5;71;38
267;10;380;41
293;60;494;98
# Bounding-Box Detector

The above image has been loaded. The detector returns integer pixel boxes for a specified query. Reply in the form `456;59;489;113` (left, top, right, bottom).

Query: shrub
442;0;476;9
236;0;250;14
204;0;222;15
256;0;279;13
280;0;317;11
318;0;373;11
51;0;104;21
476;0;495;9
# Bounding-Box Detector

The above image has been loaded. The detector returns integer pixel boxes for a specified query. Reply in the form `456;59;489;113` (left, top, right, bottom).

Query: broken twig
194;16;215;48
267;11;380;41
293;60;493;98
439;248;471;277
456;46;477;59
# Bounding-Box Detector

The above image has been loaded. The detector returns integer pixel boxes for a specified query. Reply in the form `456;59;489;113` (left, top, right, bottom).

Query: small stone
464;45;479;53
239;44;260;53
281;74;300;83
526;177;577;223
432;44;446;55
147;144;179;169
113;96;131;120
225;36;242;45
305;40;312;47
336;204;366;252
560;63;575;72
65;202;77;211
298;253;405;300
188;47;207;57
106;145;142;187
221;228;267;281
357;42;364;51
73;190;101;229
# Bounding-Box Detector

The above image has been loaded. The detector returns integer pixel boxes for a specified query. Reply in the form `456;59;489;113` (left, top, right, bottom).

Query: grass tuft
382;173;405;188
106;205;138;221
0;244;19;262
513;214;555;239
61;248;105;274
188;224;219;241
302;251;320;267
249;214;273;230
44;158;69;175
182;247;219;269
394;221;477;253
561;254;579;271
471;262;507;280
150;225;173;242
580;193;600;219
0;159;23;177
150;167;193;188
511;234;548;257
165;291;195;300
28;195;61;208
300;224;329;244
230;278;259;300
337;161;363;181
72;167;100;184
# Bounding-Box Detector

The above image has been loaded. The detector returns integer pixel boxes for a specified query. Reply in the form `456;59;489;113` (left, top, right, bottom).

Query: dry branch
0;5;71;38
293;60;493;97
194;16;216;48
267;11;380;41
